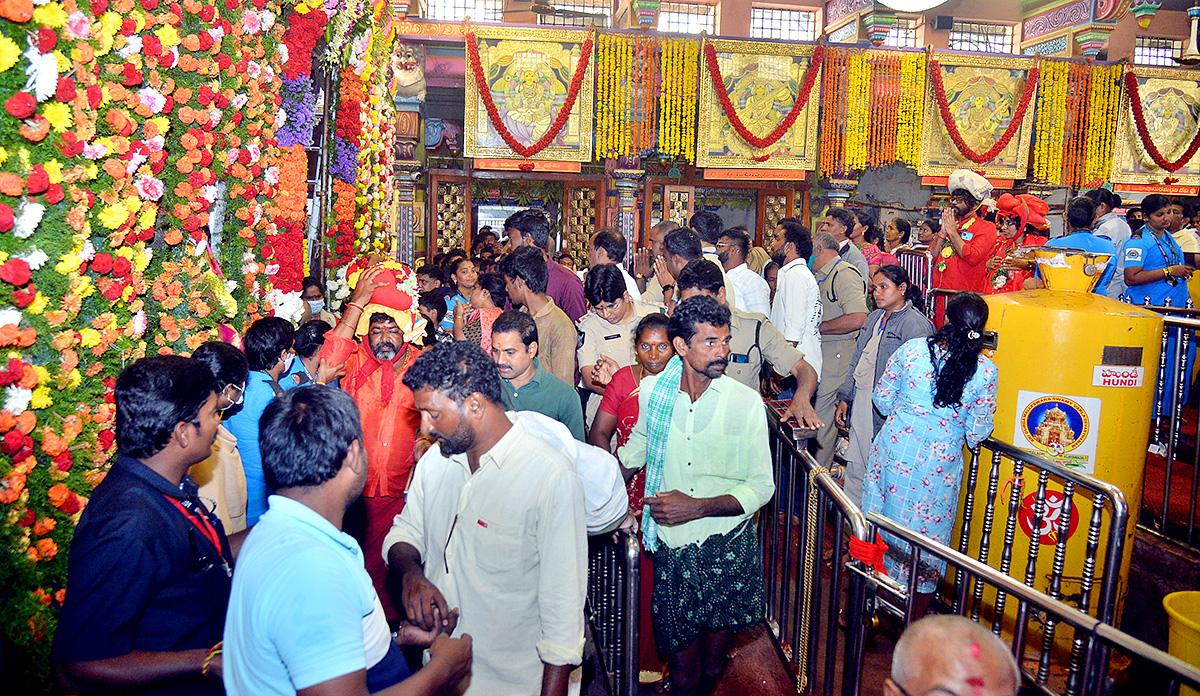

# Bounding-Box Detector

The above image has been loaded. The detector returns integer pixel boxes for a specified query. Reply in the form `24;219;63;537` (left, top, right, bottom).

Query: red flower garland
703;43;824;151
466;31;593;159
930;59;1039;165
1124;70;1200;173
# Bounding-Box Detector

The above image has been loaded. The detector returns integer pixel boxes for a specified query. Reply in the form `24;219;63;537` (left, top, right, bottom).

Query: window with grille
657;1;715;34
882;16;918;48
750;7;817;41
948;21;1014;54
427;0;501;22
1134;36;1183;66
536;0;611;27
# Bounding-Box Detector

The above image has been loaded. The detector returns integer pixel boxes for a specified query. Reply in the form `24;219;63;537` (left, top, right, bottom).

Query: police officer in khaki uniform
810;232;868;467
578;264;663;425
674;259;822;430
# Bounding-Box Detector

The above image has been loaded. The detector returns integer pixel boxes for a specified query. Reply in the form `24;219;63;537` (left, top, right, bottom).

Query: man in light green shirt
616;296;773;696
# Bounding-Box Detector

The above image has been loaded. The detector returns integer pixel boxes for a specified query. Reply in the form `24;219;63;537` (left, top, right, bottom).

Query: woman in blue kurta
1124;193;1195;416
861;292;998;613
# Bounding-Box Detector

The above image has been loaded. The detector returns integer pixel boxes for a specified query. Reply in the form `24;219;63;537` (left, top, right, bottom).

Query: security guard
578;263;663;424
810;232;868;467
674;259;822;430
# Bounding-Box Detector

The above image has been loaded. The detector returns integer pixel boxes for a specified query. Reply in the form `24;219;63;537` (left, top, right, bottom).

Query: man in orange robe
320;263;427;621
930;169;999;295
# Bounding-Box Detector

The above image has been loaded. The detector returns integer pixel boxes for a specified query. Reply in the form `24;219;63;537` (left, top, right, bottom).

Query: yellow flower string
845;52;870;171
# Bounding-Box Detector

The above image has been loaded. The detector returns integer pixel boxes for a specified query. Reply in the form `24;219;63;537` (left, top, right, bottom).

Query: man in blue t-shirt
1041;196;1117;295
224;386;472;696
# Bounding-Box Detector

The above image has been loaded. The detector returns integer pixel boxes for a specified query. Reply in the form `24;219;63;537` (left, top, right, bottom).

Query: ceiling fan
529;1;608;23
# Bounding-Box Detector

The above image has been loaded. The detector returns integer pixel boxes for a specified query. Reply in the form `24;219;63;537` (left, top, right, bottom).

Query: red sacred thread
929;58;1039;165
466;31;595;159
703;42;825;151
1124;69;1200;173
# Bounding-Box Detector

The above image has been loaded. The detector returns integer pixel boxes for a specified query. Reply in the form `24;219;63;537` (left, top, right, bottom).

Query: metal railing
954;438;1129;629
894;248;933;295
586;529;640;696
763;410;870;696
1135;299;1200;552
864;512;1200;696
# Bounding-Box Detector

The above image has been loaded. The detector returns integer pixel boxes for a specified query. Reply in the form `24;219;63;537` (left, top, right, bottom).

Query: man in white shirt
717;227;771;315
1085;188;1132;300
586;228;642;301
769;220;823;377
386;342;588;696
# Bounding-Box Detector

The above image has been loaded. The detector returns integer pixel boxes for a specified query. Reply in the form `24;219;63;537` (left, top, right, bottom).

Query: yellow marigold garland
896;53;925;168
1033;59;1069;186
1083;64;1120;188
845;52;871;172
657;37;698;162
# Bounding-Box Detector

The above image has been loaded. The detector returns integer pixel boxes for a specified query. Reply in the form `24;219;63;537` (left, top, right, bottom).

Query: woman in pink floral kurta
861;294;998;598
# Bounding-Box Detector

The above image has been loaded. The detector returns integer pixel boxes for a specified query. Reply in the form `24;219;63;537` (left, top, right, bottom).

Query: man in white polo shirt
223;386;472;696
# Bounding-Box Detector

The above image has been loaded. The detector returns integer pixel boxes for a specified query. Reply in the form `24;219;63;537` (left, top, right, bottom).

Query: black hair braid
927;292;988;408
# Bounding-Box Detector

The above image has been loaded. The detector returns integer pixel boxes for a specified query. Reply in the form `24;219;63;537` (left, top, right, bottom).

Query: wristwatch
662;284;675;292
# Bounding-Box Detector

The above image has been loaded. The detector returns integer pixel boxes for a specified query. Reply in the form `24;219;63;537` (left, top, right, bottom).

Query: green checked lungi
650;519;765;655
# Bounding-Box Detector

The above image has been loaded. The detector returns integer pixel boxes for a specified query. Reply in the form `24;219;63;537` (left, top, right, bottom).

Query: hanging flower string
466;31;594;159
1124;69;1200;173
703;42;824;151
929;58;1039;165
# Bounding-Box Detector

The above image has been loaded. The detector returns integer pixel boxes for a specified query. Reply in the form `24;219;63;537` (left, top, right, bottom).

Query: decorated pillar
612;167;644;261
862;10;896;47
394;42;426;264
631;0;660;28
1129;0;1161;29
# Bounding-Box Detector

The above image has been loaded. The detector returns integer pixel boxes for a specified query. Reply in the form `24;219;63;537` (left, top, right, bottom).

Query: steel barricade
586;529;640;696
1134;299;1200;553
863;512;1200;696
894;248;933;295
763;410;870;696
954;438;1129;630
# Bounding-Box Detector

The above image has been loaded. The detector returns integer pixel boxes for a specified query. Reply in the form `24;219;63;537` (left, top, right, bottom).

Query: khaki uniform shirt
815;257;867;386
725;308;805;390
577;301;663;422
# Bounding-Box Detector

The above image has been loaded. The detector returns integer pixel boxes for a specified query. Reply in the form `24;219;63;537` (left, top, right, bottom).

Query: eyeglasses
219;383;245;413
593;300;625;316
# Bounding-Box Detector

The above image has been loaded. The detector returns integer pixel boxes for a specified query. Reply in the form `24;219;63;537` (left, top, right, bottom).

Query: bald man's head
886;616;1019;696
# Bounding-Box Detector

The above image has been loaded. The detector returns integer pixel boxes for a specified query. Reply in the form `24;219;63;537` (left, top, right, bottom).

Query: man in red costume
930;169;998;295
320;262;427;620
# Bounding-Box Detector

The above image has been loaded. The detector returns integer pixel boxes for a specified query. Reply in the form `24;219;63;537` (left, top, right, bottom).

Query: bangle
346;301;366;312
1166;267;1172;279
201;641;222;677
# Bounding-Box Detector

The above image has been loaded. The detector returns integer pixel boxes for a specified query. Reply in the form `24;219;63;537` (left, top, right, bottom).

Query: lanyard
816;258;841;286
1150;230;1179;269
163;495;228;571
877;311;890;336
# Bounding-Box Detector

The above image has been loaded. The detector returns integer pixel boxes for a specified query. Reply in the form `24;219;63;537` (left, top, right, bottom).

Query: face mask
280;352;294;373
306;299;325;314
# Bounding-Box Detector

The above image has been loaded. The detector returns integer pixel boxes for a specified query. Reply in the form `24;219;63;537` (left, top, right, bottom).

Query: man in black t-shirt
54;355;232;695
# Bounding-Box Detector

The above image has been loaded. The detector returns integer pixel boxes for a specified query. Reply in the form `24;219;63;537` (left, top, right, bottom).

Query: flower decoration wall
0;0;289;685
